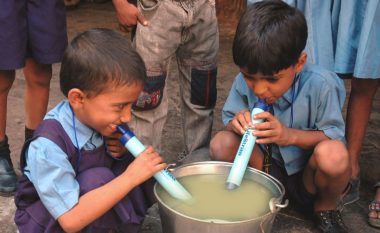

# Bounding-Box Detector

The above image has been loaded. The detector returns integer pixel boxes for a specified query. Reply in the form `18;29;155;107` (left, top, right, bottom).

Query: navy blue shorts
0;0;68;69
270;159;316;214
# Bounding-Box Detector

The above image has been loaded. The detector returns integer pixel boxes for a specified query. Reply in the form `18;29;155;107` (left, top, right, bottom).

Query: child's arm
252;111;329;150
57;146;166;233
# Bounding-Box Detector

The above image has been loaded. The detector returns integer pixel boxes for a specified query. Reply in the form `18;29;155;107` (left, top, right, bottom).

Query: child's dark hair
60;28;146;97
233;0;307;75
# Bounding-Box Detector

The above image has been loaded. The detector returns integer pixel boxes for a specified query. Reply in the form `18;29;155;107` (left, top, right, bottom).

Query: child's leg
175;0;218;155
76;167;143;233
0;70;16;140
23;58;52;131
131;1;181;153
209;130;264;170
346;78;380;178
303;140;350;211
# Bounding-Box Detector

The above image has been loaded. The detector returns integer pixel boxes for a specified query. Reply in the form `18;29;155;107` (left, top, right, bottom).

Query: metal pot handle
166;163;177;172
260;198;289;233
269;198;289;213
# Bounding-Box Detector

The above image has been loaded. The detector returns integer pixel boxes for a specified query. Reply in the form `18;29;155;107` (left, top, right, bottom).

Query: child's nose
253;81;268;96
120;108;132;123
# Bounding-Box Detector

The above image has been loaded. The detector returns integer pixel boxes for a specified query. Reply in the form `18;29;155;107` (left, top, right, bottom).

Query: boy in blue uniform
14;28;167;233
210;2;350;233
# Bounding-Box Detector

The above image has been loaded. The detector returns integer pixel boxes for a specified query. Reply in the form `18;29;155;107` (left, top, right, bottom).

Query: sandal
368;182;380;228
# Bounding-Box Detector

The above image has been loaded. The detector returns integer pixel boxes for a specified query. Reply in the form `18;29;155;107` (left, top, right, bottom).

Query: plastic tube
117;125;192;201
225;99;269;190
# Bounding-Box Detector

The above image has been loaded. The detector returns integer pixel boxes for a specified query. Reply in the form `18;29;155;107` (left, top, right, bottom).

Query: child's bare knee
314;140;349;176
209;132;225;160
209;131;237;162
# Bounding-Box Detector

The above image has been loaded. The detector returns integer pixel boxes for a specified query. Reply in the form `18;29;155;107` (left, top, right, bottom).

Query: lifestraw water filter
117;125;192;201
225;99;269;190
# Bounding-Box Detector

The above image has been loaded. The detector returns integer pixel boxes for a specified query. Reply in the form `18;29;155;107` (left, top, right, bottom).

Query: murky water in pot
156;174;273;222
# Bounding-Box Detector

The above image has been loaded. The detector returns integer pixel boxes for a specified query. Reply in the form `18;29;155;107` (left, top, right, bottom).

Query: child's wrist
286;128;296;145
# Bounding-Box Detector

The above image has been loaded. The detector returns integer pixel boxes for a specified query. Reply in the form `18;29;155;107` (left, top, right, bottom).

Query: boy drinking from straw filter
210;1;351;232
14;28;167;233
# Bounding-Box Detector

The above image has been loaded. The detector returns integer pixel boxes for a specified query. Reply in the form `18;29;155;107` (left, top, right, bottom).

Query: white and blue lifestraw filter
117;125;192;201
225;99;269;190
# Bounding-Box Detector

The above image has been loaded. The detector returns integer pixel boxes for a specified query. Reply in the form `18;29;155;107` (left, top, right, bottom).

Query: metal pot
154;161;288;233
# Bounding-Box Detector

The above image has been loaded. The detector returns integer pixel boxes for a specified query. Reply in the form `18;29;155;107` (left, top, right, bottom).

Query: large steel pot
154;161;288;233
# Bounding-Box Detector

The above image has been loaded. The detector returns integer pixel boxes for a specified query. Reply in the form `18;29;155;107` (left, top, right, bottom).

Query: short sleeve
315;77;346;142
25;137;80;219
222;73;256;125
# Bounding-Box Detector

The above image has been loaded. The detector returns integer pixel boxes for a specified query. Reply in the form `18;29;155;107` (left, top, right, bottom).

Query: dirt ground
1;2;379;233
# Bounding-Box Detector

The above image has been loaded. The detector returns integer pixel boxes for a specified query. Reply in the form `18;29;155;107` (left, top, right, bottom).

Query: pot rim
153;161;286;224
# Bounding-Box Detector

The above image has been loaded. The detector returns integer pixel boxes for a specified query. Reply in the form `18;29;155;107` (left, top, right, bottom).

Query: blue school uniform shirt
24;100;104;219
284;0;380;79
222;63;346;175
248;0;380;79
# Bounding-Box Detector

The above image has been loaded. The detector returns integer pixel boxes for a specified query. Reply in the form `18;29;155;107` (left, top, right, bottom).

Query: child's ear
295;52;307;73
67;88;85;109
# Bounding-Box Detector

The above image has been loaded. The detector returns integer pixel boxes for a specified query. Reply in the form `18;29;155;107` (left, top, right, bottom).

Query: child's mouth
109;124;118;132
265;97;275;104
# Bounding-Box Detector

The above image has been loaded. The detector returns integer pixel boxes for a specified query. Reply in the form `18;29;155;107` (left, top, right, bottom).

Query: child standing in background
112;0;219;162
14;28;167;233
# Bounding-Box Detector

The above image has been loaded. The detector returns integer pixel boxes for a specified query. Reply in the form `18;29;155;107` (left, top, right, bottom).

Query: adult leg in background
346;78;380;179
0;70;17;195
23;58;52;140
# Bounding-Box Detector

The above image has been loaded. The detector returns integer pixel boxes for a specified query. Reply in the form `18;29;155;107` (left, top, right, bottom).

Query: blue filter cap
254;99;269;111
117;124;135;145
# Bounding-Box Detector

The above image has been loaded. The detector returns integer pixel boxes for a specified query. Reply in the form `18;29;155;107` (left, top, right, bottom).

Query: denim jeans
131;0;219;157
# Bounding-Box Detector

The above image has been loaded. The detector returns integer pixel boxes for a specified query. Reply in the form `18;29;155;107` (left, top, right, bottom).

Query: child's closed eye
114;103;129;111
266;77;279;83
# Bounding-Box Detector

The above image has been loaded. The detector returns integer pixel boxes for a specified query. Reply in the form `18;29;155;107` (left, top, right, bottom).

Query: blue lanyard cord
289;74;299;128
70;106;82;175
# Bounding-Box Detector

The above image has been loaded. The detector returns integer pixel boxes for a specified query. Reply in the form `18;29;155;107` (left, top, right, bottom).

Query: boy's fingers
232;119;245;135
236;110;251;129
144;146;154;153
151;156;164;165
253;129;275;138
137;11;148;26
256;138;272;144
106;131;122;139
253;111;271;120
155;163;168;172
106;139;118;145
253;121;271;130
